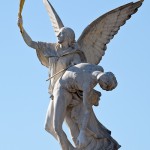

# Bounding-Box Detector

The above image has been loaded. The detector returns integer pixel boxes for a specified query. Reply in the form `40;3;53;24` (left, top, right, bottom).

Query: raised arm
18;17;38;50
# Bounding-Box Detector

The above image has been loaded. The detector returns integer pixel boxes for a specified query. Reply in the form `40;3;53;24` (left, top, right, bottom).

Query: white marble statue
17;0;144;149
45;63;120;150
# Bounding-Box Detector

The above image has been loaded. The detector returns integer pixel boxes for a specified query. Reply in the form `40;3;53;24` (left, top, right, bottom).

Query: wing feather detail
77;1;143;64
43;0;64;36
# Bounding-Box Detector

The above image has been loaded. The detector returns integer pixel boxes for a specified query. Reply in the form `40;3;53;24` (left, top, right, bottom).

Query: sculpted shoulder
67;63;104;73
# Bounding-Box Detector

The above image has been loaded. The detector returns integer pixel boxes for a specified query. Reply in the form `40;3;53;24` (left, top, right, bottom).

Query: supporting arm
77;90;92;149
81;91;92;131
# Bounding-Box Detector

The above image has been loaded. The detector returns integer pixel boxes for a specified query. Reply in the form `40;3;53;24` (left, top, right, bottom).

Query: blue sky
0;0;149;150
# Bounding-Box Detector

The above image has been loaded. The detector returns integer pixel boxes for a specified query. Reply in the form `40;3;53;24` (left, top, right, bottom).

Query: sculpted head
98;72;117;91
90;90;101;106
57;27;75;46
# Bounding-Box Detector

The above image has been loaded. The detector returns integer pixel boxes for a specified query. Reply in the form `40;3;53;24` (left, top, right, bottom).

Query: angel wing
77;0;144;65
43;0;64;36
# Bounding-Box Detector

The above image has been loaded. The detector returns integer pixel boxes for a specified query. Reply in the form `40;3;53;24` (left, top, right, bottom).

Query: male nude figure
45;63;118;150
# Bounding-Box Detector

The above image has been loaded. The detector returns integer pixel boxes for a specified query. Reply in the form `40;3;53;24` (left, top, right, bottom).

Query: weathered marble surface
45;63;120;150
18;0;143;149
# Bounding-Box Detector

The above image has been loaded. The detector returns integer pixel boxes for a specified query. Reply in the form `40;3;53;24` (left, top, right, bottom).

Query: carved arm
81;90;92;131
77;89;92;148
18;17;38;49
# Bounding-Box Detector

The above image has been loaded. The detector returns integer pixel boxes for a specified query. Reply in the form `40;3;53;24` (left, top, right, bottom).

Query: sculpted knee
45;122;50;132
44;120;53;133
54;125;61;136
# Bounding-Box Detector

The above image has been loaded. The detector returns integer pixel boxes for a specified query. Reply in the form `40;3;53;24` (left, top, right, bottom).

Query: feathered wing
43;0;64;36
77;0;144;65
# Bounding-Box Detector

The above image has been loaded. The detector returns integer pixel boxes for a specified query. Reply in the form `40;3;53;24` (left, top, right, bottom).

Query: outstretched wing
77;0;143;65
43;0;64;36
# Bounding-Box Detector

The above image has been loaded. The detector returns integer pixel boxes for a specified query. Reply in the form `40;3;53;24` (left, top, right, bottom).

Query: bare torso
57;63;104;92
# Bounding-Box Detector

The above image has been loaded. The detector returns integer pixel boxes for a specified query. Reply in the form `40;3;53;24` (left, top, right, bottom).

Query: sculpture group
18;0;143;149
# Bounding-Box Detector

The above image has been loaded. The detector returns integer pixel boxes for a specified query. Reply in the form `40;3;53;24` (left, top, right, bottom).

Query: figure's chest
57;56;68;65
57;54;74;67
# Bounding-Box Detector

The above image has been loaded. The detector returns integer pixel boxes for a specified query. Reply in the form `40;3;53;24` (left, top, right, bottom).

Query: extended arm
18;17;38;49
81;91;92;131
17;17;56;68
77;89;92;148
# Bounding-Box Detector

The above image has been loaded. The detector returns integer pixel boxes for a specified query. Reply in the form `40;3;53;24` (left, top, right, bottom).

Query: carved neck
59;41;69;50
96;72;105;82
56;41;78;51
92;71;103;81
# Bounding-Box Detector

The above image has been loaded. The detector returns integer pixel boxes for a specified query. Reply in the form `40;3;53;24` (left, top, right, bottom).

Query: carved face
90;90;101;106
57;27;75;45
57;29;66;44
99;72;117;91
92;93;100;106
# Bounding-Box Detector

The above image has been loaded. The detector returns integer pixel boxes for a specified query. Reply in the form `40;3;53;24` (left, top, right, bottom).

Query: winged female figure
18;0;143;149
18;0;143;93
